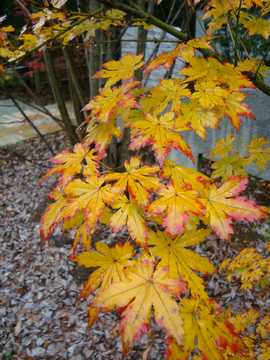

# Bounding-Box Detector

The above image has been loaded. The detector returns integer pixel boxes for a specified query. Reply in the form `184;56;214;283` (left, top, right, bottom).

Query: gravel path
1;132;269;360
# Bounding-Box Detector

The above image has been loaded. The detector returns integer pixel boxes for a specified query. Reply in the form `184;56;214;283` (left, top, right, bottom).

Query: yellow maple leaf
71;222;92;256
83;82;138;123
62;176;114;229
162;160;210;194
144;44;183;74
241;13;270;39
130;112;193;164
186;36;212;50
94;259;186;351
221;248;270;289
243;0;267;7
63;208;111;257
211;154;250;181
220;92;255;130
203;177;267;239
236;59;261;73
141;79;191;115
62;210;83;231
179;100;221;139
109;195;148;246
85;119;121;159
202;0;238;33
181;57;254;90
1;25;15;33
247;137;270;170
104;156;161;206
40;190;67;239
257;315;270;339
145;38;211;74
97;9;125;30
19;33;38;51
94;54;144;87
229;309;259;334
211;135;235;159
0;47;14;58
77;242;134;297
167;299;245;360
149;228;213;298
148;183;204;235
192;81;229;109
258;341;270;360
41;144;98;184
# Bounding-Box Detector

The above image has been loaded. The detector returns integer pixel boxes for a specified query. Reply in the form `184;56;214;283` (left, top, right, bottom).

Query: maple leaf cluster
39;41;270;359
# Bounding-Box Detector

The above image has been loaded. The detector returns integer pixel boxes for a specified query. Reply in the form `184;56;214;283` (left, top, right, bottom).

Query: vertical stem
63;46;86;108
105;27;123;168
33;71;42;94
118;128;131;168
183;0;196;37
136;0;147;81
44;48;78;144
66;63;84;126
233;0;243;65
88;0;103;98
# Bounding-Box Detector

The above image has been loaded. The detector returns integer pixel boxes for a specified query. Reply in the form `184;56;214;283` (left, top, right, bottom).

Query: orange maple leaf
203;176;267;240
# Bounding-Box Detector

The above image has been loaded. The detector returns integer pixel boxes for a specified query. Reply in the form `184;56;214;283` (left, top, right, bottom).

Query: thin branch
15;96;65;126
226;15;239;64
15;0;32;19
63;46;85;108
9;96;55;155
13;71;65;128
8;8;104;65
101;0;188;41
143;0;185;86
89;38;181;44
252;75;270;96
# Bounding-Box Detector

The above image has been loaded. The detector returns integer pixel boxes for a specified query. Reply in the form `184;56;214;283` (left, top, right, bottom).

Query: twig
101;0;188;41
14;95;65;125
226;14;240;64
143;0;185;86
233;0;243;65
9;96;55;155
15;0;32;19
7;8;104;65
14;71;65;129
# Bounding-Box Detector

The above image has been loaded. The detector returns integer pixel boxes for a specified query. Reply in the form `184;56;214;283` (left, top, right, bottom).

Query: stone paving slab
0;100;74;147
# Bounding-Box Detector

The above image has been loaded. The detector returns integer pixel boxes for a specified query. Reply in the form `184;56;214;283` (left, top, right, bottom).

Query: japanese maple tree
1;0;270;358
